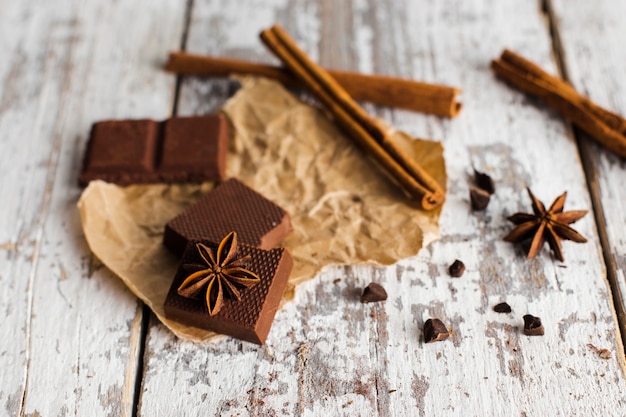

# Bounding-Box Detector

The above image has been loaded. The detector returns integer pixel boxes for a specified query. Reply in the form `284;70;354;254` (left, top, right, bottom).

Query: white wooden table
2;1;626;415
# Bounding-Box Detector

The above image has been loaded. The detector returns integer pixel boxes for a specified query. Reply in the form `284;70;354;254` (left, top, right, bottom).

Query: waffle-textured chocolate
78;114;228;186
164;240;293;344
163;178;292;257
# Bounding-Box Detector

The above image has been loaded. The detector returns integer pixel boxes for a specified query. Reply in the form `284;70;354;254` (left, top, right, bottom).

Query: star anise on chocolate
503;188;588;262
177;232;260;316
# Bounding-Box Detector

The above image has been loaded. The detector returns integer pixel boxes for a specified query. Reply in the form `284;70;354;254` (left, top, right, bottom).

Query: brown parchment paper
77;76;446;342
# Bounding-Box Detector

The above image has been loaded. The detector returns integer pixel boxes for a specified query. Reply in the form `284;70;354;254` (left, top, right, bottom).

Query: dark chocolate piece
448;260;465;277
474;169;495;194
493;302;512;313
470;186;491;210
78;115;228;186
423;318;449;343
164;239;293;345
522;314;544;336
360;282;388;303
164;178;292;257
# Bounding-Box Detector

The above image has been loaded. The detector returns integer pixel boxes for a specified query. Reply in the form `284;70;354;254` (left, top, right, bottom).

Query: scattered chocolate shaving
448;260;466;277
522;314;544;336
423;318;449;343
588;344;612;360
474;169;495;194
361;282;388;303
470;186;491;210
493;302;512;313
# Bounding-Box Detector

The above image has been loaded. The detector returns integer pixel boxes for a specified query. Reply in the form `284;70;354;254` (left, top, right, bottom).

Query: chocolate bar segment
83;120;158;174
78;114;228;186
164;178;292;257
159;116;228;182
164;239;293;344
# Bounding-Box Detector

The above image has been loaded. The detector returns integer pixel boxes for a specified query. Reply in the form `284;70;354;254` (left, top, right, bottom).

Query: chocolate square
159;115;228;182
164;240;293;344
78;114;228;186
163;178;292;257
82;119;158;174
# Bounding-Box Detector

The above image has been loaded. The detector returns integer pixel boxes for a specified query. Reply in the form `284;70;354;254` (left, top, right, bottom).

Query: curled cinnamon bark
165;51;462;117
260;25;445;210
492;49;626;158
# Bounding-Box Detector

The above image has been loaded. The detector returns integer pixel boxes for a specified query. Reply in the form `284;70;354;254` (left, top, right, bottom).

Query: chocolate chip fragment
522;314;544;336
470;186;491;210
448;260;465;277
361;283;387;303
493;302;512;313
474;169;495;194
423;318;449;343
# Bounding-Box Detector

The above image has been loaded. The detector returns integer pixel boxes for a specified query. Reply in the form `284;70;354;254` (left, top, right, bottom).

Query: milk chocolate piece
164;239;293;344
78;115;228;186
164;178;292;257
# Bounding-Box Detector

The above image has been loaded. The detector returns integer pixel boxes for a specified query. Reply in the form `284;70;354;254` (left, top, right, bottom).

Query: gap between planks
171;0;196;117
542;0;626;370
132;0;196;415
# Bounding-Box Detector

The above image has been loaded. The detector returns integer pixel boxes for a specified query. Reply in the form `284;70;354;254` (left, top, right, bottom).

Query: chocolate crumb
599;350;612;359
474;169;495;194
333;278;341;284
361;282;387;303
423;318;449;343
388;389;397;393
522;314;544;336
470;186;491;210
493;302;512;313
588;344;612;359
448;260;465;277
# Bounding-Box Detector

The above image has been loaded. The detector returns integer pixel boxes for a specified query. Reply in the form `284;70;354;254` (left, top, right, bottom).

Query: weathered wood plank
0;1;186;416
140;0;626;416
549;0;626;347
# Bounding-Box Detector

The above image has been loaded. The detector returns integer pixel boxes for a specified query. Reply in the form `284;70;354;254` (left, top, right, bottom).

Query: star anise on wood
503;188;588;262
177;232;260;316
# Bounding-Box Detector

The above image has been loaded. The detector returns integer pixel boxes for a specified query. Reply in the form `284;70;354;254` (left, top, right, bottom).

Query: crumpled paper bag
77;77;446;342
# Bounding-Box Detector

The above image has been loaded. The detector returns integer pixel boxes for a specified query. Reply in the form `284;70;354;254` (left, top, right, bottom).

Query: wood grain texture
138;0;626;416
0;1;186;416
550;0;626;346
1;0;625;416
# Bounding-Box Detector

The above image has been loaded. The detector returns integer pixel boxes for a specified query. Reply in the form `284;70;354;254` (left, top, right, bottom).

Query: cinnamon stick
165;51;462;118
491;49;626;158
259;25;445;210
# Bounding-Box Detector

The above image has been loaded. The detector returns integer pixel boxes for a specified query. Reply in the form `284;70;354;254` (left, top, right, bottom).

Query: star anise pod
503;188;588;262
177;232;260;316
